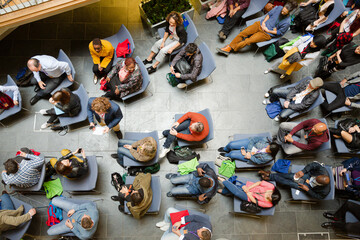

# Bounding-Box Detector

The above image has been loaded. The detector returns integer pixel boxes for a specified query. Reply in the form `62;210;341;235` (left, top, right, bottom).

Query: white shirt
31;55;71;83
294;87;312;104
0;85;19;101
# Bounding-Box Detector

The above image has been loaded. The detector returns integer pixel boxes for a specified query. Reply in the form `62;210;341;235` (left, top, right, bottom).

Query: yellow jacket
0;205;31;233
89;39;114;68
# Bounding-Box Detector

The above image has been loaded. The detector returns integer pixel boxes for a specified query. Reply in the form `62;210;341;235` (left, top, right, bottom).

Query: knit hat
309;77;324;89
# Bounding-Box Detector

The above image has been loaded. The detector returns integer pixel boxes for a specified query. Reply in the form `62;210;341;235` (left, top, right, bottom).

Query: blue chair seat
324;90;354;113
59;84;89;127
122;131;159;167
233;177;276;216
60;155;98;192
51;49;75;95
333;120;360;154
0;75;22;122
290;164;335;200
2;196;33;240
233;132;273;168
315;0;346;30
242;0;269;19
124;175;161;214
174;108;214;147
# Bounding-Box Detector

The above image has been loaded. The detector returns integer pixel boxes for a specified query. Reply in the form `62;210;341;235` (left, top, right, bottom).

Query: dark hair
81;216;92;230
166;11;183;26
271;187;281;206
131;191;144;206
312;35;327;49
55;161;73;176
201;229;211;240
269;142;280;159
92;38;101;46
4;159;18;174
284;0;297;12
125;57;136;66
199;177;211;188
28;58;40;68
52;89;71;105
185;43;198;54
194;122;204;132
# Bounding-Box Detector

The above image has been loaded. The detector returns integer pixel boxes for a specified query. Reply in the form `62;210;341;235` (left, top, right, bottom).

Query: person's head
124;57;136;73
316;175;330;185
4;159;18;174
140;142;156;156
197;228;211;240
166;11;182;27
190;122;204;133
355;45;360;55
91;97;111;115
267;142;280;159
27;58;41;72
55;159;72;176
282;1;296;15
270;187;281;206
130;190;144;206
308;77;324;90
185;43;198;56
312;122;328;134
199;177;211;188
310;35;327;49
52;89;71;105
81;214;93;230
92;38;102;53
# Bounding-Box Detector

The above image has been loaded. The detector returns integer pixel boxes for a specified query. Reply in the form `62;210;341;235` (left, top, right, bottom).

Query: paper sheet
93;126;105;135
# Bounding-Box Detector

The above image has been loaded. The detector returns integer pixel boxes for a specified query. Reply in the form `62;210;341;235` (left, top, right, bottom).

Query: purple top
226;0;250;9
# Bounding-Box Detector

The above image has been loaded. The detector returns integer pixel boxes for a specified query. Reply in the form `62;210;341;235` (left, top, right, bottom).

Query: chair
233;177;276;217
315;0;346;30
51;49;75;95
182;42;216;92
174;108;214;147
121;56;152;103
232;132;274;169
277;76;324;119
0;75;23;127
323;89;356;114
124;175;161;215
157;13;199;56
122;131;160;167
333;120;360;154
2;196;33;240
59;155;99;194
242;0;269;19
246;16;284;55
290;164;335;202
58;84;89;128
105;24;135;66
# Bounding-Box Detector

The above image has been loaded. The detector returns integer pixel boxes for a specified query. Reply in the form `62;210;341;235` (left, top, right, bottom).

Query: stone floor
1;0;360;239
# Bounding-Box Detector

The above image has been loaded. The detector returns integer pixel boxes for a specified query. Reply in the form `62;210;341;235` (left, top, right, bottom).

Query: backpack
174;146;195;158
116;39;132;58
166;150;200;164
46;201;63;226
15;67;33;87
127;163;160;176
265;101;283;119
240;200;262;213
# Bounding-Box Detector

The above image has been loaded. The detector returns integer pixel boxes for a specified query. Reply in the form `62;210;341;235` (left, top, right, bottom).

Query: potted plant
139;0;194;36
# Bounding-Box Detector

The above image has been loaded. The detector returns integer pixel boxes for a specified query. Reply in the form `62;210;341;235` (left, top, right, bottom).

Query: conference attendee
332;157;360;198
330;118;360;152
50;148;88;179
27;55;74;105
0;84;20;112
89;38;114;84
305;0;335;32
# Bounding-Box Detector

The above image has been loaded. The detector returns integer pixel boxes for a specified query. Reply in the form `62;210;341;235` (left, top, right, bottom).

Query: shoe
321;222;334;229
177;83;187;89
159;148;170;158
220;153;226;157
111;153;119;159
34;85;40;92
218;31;227;40
143;58;153;65
264;92;270;98
160;223;170;231
218;147;225;152
115;130;123;139
147;66;157;74
274;116;280;122
280;74;287;79
323;212;336;220
30;95;41;105
2;190;8;195
156;221;167;228
165;173;177;179
111;195;120;201
262;99;271;105
166;192;173;197
93;75;98;85
41;122;52;130
216;46;231;56
264;69;270;74
118;205;124;213
39;109;48;115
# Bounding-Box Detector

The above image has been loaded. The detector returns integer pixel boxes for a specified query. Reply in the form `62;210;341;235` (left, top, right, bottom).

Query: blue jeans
0;194;15;210
161;207;181;240
221;180;247;201
163;120;191;148
47;197;78;236
269;172;299;189
169;174;200;196
117;139;136;166
223;138;249;162
271;87;297;119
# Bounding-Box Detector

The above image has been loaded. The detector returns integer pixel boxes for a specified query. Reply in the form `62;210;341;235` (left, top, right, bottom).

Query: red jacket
290;119;329;151
176;112;209;142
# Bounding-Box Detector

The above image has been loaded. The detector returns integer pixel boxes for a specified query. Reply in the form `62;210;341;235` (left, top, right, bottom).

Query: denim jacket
247;137;273;164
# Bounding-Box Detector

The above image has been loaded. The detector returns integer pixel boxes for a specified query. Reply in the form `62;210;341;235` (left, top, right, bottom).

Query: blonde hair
91;97;111;113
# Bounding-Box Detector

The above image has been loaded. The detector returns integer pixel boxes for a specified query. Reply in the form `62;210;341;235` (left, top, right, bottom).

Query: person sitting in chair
89;38;114;84
0;84;20;114
50;148;88;179
330;118;360;152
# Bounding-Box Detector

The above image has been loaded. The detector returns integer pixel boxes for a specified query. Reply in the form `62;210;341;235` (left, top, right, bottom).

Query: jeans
221;9;246;36
161;207;181;240
321;82;346;112
169;174;200;196
271;87;297;119
221;180;247;201
47;197;78;236
0;193;15;210
163;120;191;148
30;72;66;98
116;139;136;166
223;138;249;162
92;56;114;79
269;172;299;189
277;122;306;155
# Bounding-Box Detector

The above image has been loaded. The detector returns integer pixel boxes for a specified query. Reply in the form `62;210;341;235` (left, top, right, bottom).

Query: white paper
295;190;300;195
93;126;105;135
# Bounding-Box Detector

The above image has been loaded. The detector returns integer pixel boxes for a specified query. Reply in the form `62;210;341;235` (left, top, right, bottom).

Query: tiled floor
0;0;360;239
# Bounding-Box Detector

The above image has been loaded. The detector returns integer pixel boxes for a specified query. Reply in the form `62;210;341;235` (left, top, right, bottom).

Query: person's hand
160;42;165;49
341;11;349;18
13;100;19;106
49;97;55;105
299;2;306;6
172;122;180;128
242;185;249;193
284;134;294;143
170;128;178;136
106;77;111;83
115;86;120;95
175;73;181;78
103;126;110;134
245;152;251;159
167;48;174;54
197;168;205;177
170;66;175;74
294;170;304;179
229;9;236;17
120;186;128;194
298;183;309;191
124;144;132;150
349;127;356;133
354;125;360;132
67;209;75;217
19;151;27;157
98;64;103;71
284;101;290;108
90;122;95;131
67;74;74;82
172;226;181;235
2;170;6;173
241;149;246;155
38;81;46;89
340;168;347;176
198;194;207;202
80;148;86;158
65;219;74;229
340;79;347;87
28;208;36;217
173;221;181;229
345;98;351;106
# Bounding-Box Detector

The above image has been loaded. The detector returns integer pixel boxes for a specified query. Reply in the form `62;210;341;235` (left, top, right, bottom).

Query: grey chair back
242;0;270;19
51;49;75;94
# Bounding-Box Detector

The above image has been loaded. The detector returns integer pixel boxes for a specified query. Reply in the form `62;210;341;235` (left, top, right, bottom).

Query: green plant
141;0;192;25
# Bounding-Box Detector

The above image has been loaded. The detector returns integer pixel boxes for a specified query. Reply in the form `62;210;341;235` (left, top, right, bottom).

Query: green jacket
0;205;31;233
127;173;152;219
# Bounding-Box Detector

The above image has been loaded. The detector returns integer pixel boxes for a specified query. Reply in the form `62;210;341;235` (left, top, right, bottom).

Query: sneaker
217;147;225;152
30;95;41;105
280;74;286;79
264;70;270;74
166;192;173;197
93;75;98;84
159;148;170;158
177;83;187;89
160;223;170;231
147;66;157;74
39;109;48;115
41;122;52;130
264;92;270;98
111;153;119;159
156;221;167;228
274;116;280;122
262;99;270;105
165;173;177;179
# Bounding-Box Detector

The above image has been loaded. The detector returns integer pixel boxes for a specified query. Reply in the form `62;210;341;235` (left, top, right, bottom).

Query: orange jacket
176;112;209;142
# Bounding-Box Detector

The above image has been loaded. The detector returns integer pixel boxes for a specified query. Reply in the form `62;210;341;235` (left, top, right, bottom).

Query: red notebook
170;210;190;229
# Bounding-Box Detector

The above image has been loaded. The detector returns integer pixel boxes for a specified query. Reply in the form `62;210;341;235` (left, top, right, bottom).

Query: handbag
219;160;235;178
240;200;261;213
166;73;179;87
215;155;231;167
174;57;191;75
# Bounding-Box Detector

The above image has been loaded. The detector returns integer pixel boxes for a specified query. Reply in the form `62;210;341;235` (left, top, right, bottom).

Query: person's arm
100;41;114;69
302;161;322;174
345;71;360;82
87;100;95;125
107;106;123;129
57;61;72;78
106;61;121;81
238;0;250;9
246;181;262;191
170;48;186;67
2;211;32;227
300;0;318;7
289;90;320;111
180;54;203;82
117;67;142;91
89;42;100;65
0;85;20;102
176;112;192;125
27;154;45;168
306;187;325;199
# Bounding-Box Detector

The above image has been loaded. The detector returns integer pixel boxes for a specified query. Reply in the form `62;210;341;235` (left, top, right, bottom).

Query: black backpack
166;150;200;164
127;163;160;176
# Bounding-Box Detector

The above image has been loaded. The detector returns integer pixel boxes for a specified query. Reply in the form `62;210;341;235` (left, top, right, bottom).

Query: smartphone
241;147;245;150
78;148;82;153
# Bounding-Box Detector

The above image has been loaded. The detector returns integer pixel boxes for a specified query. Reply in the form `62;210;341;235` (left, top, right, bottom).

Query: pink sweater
246;181;275;208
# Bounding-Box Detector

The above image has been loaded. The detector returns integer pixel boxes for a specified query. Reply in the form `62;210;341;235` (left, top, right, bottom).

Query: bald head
313;123;327;135
27;58;41;72
316;175;330;185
